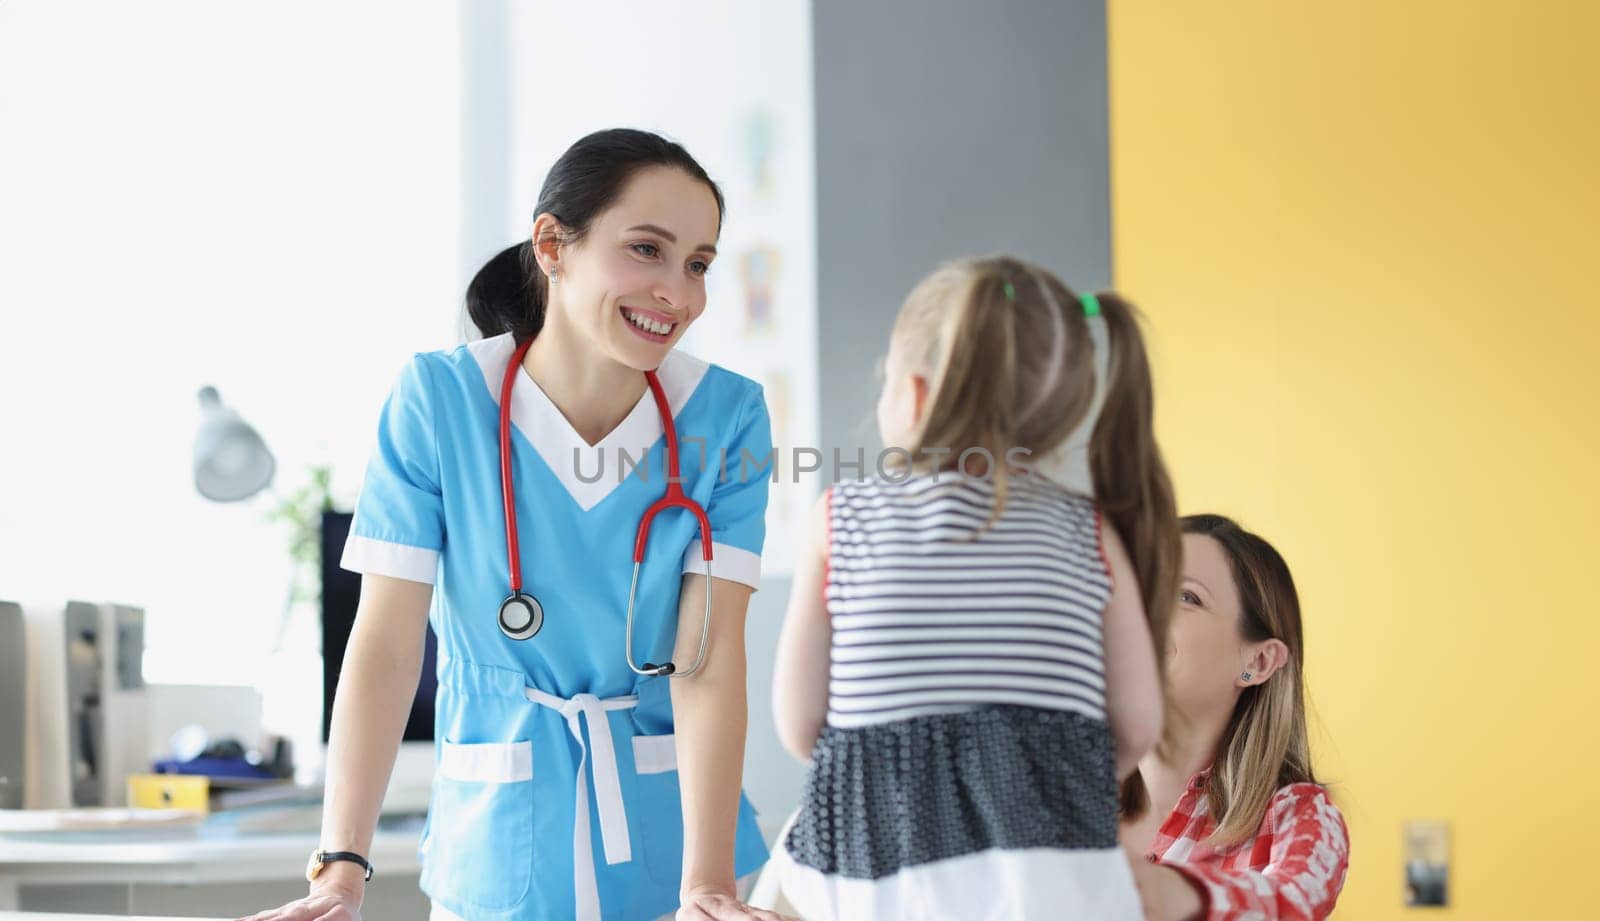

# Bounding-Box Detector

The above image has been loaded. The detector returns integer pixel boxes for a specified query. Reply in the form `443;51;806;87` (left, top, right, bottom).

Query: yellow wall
1108;1;1600;917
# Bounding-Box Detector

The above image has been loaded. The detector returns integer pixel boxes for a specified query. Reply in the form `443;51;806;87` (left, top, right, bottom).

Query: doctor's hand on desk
234;854;365;921
678;885;798;921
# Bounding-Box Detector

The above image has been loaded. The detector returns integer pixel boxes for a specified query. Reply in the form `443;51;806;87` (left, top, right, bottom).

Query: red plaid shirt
1145;770;1349;921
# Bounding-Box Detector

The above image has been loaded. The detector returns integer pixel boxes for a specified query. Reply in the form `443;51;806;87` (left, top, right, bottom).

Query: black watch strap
313;849;374;881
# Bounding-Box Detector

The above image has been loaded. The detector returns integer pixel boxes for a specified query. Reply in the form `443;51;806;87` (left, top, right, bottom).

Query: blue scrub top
341;333;773;921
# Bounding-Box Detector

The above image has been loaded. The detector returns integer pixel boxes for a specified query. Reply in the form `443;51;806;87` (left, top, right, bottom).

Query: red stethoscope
495;336;715;678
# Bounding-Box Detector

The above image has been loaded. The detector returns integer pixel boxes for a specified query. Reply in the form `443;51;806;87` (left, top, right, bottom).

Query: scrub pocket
423;738;534;912
629;732;687;887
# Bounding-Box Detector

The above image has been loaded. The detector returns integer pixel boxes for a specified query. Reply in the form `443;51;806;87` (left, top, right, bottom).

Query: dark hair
466;128;726;341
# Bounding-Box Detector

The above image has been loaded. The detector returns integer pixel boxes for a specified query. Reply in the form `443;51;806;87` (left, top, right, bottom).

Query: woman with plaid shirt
1121;515;1349;921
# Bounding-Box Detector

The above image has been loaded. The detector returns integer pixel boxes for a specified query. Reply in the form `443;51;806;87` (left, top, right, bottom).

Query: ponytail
466;242;546;341
1088;292;1179;670
933;271;1018;516
1089;292;1182;818
900;269;1020;525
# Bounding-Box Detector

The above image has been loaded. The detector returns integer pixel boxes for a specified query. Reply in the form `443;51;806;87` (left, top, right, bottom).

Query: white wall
0;0;818;827
497;0;820;574
0;1;462;686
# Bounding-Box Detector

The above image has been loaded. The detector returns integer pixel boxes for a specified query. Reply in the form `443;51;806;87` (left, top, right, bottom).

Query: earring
548;271;559;284
1240;671;1253;682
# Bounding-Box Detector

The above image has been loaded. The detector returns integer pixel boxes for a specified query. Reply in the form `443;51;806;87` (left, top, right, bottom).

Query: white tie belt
524;686;639;921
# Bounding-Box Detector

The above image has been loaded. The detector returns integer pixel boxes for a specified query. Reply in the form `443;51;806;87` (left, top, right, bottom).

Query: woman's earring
548;271;559;285
1240;671;1253;682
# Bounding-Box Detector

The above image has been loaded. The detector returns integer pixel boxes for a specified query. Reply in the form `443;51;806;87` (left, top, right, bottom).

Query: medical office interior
1;0;1596;919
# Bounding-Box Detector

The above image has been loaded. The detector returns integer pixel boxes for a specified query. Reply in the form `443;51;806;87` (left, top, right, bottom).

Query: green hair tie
1003;281;1016;302
1080;292;1102;317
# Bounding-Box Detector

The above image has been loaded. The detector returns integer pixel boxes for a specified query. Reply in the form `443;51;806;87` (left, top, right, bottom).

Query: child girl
769;256;1181;920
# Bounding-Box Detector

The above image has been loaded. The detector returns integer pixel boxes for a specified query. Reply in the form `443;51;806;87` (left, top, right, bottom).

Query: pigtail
1088;292;1180;679
1090;293;1182;826
466;242;547;342
914;271;1019;523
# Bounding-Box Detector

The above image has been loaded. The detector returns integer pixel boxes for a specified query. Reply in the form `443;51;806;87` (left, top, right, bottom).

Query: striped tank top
824;470;1112;729
776;470;1140;920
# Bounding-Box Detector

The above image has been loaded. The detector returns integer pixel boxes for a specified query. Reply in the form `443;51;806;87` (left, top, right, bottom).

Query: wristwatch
306;848;374;882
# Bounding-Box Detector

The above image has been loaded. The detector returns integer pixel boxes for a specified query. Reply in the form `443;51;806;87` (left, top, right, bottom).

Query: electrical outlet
1404;819;1450;907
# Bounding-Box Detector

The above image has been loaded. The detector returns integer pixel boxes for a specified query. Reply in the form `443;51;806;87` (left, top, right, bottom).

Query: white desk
1;915;218;920
2;814;799;917
0;822;422;916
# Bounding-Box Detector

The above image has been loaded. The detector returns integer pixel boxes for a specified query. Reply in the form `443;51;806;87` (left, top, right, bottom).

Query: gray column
813;0;1111;462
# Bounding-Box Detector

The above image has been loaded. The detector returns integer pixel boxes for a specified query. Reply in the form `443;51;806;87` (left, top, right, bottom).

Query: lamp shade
193;386;275;502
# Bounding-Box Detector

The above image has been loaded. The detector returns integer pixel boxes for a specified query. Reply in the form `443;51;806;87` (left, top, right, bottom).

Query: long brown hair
1088;290;1182;690
1126;514;1318;844
886;255;1181;680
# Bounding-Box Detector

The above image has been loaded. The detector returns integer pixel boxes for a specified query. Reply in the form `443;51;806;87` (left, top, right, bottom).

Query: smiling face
542;165;722;371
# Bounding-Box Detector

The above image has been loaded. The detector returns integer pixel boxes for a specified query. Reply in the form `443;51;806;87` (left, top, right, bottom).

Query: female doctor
241;129;790;921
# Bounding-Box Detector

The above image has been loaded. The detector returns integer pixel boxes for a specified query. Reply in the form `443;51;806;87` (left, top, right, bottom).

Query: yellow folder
127;774;211;812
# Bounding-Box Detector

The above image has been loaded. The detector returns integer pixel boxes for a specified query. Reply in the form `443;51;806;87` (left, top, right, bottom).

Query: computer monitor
319;510;438;745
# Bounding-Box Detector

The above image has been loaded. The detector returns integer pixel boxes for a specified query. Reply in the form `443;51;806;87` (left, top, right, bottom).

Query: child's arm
1099;517;1165;779
772;488;833;762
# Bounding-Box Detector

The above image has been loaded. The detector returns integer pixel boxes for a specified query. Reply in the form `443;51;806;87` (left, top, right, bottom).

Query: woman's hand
1128;858;1204;921
676;884;798;921
236;871;363;921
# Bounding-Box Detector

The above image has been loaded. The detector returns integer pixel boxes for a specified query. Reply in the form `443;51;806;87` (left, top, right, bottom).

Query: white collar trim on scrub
467;333;710;512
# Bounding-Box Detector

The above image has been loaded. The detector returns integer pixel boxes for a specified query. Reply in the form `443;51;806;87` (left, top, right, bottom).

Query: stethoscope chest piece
493;337;712;671
498;591;544;641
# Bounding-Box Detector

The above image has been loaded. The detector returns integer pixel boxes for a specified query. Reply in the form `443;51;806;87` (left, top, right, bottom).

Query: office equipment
145;685;264;772
0;603;24;809
20;602;149;809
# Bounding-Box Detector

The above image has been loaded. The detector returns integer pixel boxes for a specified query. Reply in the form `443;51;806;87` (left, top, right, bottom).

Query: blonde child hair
886;255;1182;696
